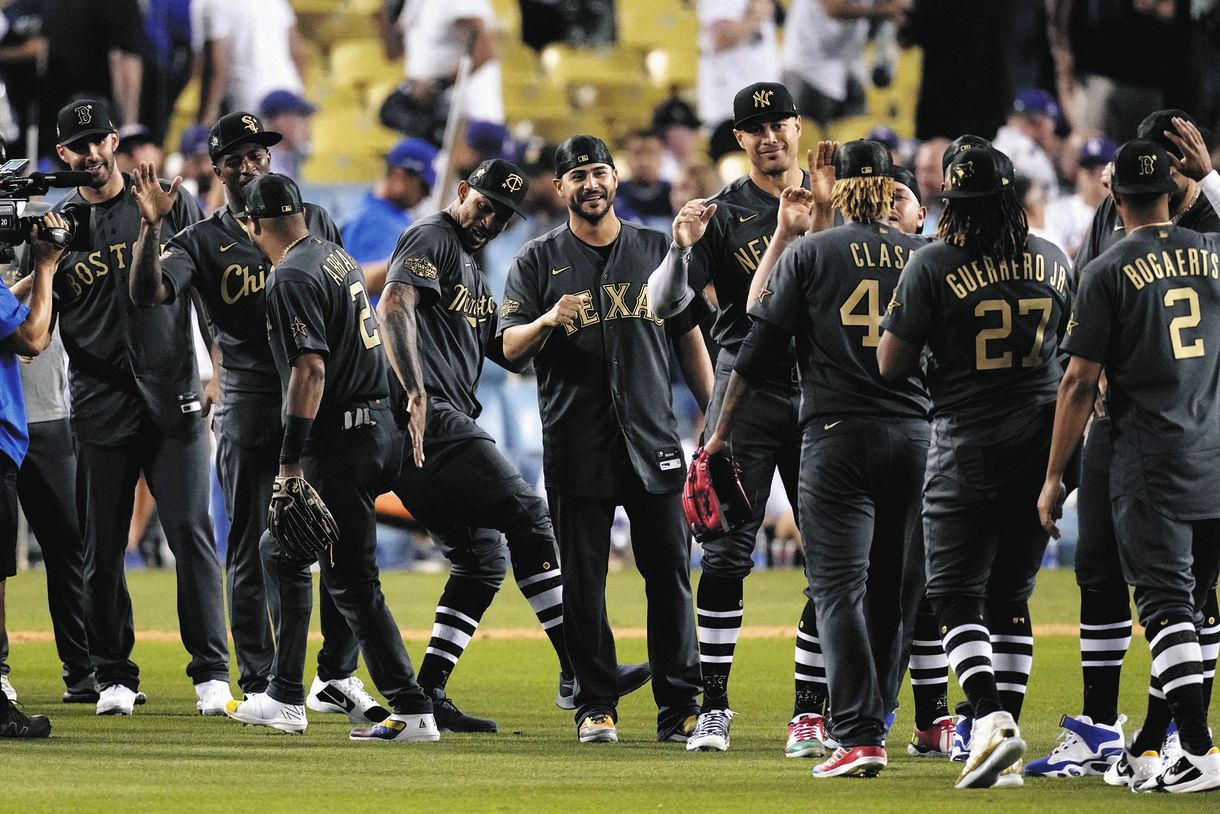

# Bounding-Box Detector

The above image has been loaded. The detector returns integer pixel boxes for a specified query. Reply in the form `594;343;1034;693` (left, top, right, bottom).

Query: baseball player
126;111;379;720
1038;139;1220;794
649;81;829;756
878;146;1072;788
1029;109;1220;778
499;135;710;745
17;99;230;716
701;140;929;775
225;172;435;742
378;157;649;733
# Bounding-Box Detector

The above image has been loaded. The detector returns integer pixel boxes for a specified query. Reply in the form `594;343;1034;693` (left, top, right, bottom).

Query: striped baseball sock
1079;585;1132;726
793;599;829;716
1148;613;1209;754
990;601;1034;721
910;597;950;730
417;575;499;692
938;598;1002;719
513;550;571;674
696;573;743;710
1200;590;1219;713
1130;668;1173;755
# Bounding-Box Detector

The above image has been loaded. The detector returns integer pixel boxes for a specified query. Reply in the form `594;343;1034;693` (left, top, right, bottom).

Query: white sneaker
1161;724;1183;769
223;692;307;734
955;710;1026;789
1104;747;1162;788
994;759;1025;787
0;674;16;702
1136;747;1220;793
687;709;733;752
1026;714;1126;776
349;712;441;743
96;684;138;716
307;675;388;724
195;680;234;716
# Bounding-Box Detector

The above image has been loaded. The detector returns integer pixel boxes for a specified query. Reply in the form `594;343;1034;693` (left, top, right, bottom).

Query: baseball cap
116;124;156;155
467;158;529;215
465;120;511;157
56;98;117;149
387;138;438;190
732;82;798;130
1078;136;1116;168
941;134;991;171
554;135;615;178
867;126;900;151
1136;109;1196;158
208;111;283;160
1012;88;1061;121
243;172;304;218
891;165;921;203
652;96;700;131
1111;139;1177;195
259;89;318;119
943;147;1014;199
833;140;892;179
179;124;211;157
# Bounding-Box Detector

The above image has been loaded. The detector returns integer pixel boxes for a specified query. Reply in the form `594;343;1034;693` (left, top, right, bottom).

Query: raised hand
1164;116;1213;181
671;198;718;249
809;141;839;208
776;186;815;239
130;161;183;226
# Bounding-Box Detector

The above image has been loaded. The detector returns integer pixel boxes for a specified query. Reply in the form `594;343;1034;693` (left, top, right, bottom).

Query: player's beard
570;191;613;225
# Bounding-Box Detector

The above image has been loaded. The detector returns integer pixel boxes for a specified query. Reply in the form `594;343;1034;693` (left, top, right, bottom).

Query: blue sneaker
1026;714;1126;777
950;715;972;762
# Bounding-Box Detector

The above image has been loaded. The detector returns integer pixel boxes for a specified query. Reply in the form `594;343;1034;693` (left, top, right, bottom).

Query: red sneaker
812;745;887;778
908;716;956;757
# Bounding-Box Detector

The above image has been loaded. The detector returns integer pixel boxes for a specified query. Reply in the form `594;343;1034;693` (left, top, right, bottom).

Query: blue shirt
340;191;414;265
0;285;29;467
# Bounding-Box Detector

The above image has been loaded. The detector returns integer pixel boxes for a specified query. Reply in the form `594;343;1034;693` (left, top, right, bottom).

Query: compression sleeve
732;317;793;387
647;242;695;318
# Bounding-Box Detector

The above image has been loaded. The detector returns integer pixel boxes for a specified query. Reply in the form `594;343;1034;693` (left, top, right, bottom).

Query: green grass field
2;566;1215;812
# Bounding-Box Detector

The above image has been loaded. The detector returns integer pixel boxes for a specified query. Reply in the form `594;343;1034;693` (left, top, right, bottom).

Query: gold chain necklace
279;234;309;265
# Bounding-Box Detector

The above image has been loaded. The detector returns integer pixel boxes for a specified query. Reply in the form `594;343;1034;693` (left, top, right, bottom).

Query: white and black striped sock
516;563;570;672
939;598;1002;718
1149;615;1209;753
417;577;498;691
793;600;828;716
991;603;1033;721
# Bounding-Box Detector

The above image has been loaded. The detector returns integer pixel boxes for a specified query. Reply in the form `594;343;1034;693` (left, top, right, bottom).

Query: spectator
781;0;909;130
341;138;439;297
115;124;164;175
453;119;511;179
669;161;721;218
39;0;144;160
652;96;703;182
480;142;566;297
169;124;215;205
615;130;674;229
868;125;904;165
381;0;505;124
259;89;316;181
0;0;45;137
1014;174;1055;245
991;88;1062;197
913;136;949;232
697;0;780;132
196;0;306;125
1045;135;1115;258
140;0;197;146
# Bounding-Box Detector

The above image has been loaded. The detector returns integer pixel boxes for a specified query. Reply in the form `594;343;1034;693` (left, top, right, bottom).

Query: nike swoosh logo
219;242;238;252
823;420;843;430
319;687;355;712
551;266;571;275
738;214;760;223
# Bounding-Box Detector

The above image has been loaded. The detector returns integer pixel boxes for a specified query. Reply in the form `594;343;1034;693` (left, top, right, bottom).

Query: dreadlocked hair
831;176;894;224
936;188;1029;258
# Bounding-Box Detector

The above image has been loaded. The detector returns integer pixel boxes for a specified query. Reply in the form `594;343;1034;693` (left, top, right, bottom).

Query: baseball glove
268;475;340;562
682;447;752;543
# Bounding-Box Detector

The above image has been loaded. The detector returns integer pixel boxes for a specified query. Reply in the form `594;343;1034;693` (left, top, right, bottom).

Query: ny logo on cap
1138;154;1157;176
242;115;260;134
75;105;93;125
953;161;974;185
502;173;524;192
753;89;774;108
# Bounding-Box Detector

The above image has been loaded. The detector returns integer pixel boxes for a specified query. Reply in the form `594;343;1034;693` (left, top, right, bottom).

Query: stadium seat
717;153;750;185
329;38;401;88
618;4;698;51
540;44;645;89
502;75;572;122
643;47;698;90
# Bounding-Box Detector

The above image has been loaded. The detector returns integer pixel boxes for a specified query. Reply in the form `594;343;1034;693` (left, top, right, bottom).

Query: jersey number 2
974;298;1053;370
840;279;882;348
1165;287;1204;360
349;281;382;350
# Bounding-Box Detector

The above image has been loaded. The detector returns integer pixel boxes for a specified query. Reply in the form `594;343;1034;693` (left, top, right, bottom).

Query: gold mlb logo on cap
502;173;524;192
242;115;260;133
577;154;589;162
75;104;93;125
281;204;292;213
1138;154;1157;176
861;166;873;174
753;89;774;108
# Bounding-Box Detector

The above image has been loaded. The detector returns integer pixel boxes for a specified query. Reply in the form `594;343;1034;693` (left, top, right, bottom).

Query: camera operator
0;210;67;738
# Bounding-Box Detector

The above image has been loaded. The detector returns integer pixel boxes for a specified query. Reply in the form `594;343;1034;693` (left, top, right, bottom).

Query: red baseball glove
682;447;753;542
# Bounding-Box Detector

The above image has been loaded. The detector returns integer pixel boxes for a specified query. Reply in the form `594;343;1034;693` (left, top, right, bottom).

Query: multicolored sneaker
950;715;972;762
785;712;829;758
1104;747;1161;788
955;711;1026;789
578;713;618;744
1135;747;1220;793
908;716;957;758
350;713;440;743
1025;714;1126;777
1161;723;1182;769
994;760;1024;787
687;709;733;752
811;745;887;778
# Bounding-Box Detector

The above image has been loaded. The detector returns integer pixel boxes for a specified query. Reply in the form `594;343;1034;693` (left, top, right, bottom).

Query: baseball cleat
555;662;652;710
195;679;234;716
1104;747;1162;788
350;713;440;743
1134;747;1220;793
224;692;307;734
0;675;16;702
0;700;51;739
1026;714;1125;776
1161;723;1183;768
785;712;829;758
811;745;887;778
994;760;1024;787
429;688;497;733
908;716;957;758
63;675;100;704
578;713;618;743
306;675;389;724
96;684;139;716
686;708;733;752
954;711;1026;789
660;713;698;743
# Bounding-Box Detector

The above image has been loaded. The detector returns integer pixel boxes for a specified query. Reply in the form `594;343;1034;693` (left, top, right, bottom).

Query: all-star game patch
499;297;520;317
403;257;438;280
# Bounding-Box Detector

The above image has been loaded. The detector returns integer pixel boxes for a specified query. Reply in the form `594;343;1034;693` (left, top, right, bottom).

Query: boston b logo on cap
1111;139;1177;195
56;97;117;148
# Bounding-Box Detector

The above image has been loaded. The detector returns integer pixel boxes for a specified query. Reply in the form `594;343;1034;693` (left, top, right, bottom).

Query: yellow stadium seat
826;115;887;144
329;39;401;88
717;153;750;185
502;76;572;122
540;44;645;88
618;4;698;51
644;47;698;90
312;106;400;154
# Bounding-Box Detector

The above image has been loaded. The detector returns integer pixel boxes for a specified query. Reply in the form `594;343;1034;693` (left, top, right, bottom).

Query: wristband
280;415;314;465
